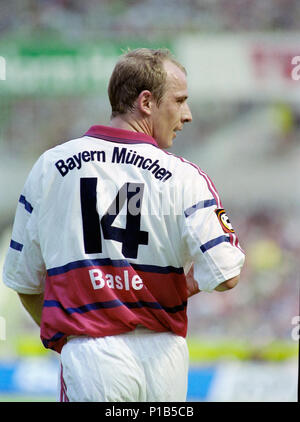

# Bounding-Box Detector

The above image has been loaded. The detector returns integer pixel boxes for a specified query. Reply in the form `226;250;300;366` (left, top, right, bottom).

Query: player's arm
186;264;240;297
18;292;44;327
214;275;239;291
186;264;201;297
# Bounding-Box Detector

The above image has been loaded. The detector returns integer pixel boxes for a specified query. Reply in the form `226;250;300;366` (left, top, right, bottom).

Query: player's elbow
215;275;240;292
225;275;240;289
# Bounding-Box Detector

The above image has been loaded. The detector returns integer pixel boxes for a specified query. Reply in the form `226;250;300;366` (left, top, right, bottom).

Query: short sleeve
181;167;245;292
2;156;46;294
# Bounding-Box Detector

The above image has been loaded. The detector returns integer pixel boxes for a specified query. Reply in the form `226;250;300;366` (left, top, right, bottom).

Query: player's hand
185;264;201;298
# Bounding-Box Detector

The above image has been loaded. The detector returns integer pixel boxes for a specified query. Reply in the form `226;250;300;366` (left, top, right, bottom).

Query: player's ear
137;90;153;116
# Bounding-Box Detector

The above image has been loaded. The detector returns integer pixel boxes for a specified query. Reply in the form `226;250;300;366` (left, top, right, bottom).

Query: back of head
108;48;186;118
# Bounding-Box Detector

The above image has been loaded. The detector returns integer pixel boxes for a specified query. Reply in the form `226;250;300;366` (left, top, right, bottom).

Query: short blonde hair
108;48;186;117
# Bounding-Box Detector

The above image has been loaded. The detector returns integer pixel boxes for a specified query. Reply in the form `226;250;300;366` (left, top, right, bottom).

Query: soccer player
2;48;245;402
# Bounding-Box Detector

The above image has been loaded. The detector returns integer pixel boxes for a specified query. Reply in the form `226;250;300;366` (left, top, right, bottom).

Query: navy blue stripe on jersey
184;199;216;218
42;332;65;348
47;258;129;276
132;263;184;275
19;195;33;213
43;300;65;311
43;299;187;315
44;299;123;314
10;239;23;251
124;300;186;313
200;235;230;253
47;259;184;276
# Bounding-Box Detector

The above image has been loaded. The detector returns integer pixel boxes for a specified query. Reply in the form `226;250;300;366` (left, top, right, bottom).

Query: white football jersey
3;125;245;352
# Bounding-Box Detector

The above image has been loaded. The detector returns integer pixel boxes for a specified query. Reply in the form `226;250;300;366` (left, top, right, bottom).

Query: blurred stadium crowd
0;0;299;360
1;0;300;37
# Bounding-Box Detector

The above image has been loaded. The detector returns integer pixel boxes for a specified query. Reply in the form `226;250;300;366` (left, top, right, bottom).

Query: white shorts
59;326;189;402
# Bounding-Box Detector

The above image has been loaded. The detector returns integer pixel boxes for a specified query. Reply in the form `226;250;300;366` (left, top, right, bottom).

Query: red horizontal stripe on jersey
41;264;187;353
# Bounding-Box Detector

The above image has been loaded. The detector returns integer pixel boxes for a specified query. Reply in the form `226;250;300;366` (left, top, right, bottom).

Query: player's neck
110;115;152;137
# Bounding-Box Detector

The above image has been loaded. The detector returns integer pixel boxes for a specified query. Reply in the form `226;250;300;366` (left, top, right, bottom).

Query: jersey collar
84;125;158;147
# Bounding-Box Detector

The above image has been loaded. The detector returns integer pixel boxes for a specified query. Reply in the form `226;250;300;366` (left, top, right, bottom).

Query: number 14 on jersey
80;178;149;259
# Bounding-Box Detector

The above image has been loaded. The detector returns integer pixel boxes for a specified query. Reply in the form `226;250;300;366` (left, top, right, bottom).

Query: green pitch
0;394;55;402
